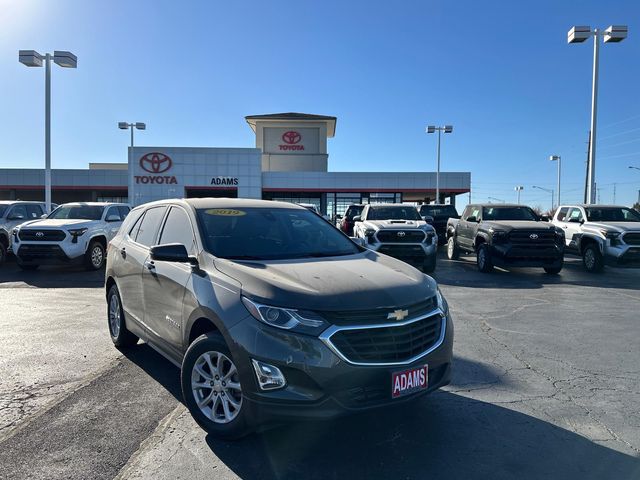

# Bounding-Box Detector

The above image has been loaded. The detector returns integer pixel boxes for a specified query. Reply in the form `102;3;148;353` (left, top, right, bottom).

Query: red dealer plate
392;365;429;398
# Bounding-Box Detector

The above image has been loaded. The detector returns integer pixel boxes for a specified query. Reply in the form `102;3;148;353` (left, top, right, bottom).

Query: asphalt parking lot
0;253;639;480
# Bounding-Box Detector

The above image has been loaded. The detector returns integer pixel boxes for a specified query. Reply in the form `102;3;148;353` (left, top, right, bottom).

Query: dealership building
0;113;470;217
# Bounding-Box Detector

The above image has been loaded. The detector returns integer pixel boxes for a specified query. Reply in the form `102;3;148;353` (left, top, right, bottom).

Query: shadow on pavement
449;355;511;388
120;343;183;401
205;391;640;480
0;257;104;288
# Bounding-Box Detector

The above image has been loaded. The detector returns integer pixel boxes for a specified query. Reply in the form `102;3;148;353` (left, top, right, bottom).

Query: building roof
245;112;337;137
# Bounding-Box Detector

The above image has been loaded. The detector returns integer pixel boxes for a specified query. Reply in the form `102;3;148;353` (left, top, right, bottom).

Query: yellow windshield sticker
204;209;246;216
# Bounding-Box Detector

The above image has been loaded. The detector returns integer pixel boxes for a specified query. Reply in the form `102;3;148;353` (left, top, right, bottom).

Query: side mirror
423;215;434;224
106;214;121;222
150;243;198;266
540;215;550;222
350;237;365;247
352;215;362;222
41;214;48;219
466;215;477;223
336;215;343;220
8;214;25;220
568;217;582;223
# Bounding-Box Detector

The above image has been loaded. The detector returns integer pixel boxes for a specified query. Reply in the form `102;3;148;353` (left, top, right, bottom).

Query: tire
446;236;459;260
85;240;105;271
422;255;436;273
476;244;494;273
181;332;252;440
17;262;38;271
544;264;563;275
582;244;604;273
107;284;139;348
0;242;7;265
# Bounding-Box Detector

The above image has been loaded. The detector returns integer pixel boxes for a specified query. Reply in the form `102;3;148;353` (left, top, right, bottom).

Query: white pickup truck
12;202;130;270
552;204;640;272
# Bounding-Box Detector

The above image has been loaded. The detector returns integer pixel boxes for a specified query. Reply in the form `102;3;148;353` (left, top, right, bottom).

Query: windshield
585;207;640;222
420;205;458;218
196;207;360;260
483;206;538;221
367;206;421;221
0;206;6;218
48;205;105;220
344;206;363;219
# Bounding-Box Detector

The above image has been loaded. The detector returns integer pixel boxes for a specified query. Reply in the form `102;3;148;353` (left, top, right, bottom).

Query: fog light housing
251;359;286;391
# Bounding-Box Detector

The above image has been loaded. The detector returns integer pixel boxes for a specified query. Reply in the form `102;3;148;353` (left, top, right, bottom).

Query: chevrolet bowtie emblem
387;309;409;321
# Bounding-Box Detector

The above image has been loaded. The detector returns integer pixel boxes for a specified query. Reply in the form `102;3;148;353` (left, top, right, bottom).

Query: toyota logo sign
529;234;539;240
281;131;301;145
140;152;173;174
397;231;406;237
36;231;44;237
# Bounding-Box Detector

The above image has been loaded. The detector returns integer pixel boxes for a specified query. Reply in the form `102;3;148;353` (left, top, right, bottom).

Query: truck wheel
544;264;563;275
107;284;139;348
476;244;494;273
85;240;105;270
446;237;459;260
181;332;253;440
0;242;6;265
422;256;436;273
582;244;604;273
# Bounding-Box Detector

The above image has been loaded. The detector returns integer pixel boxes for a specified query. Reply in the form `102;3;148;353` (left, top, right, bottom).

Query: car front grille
377;244;427;261
508;230;557;246
320;297;437;326
326;313;444;364
623;232;640;246
376;230;426;243
19;229;66;241
17;244;67;260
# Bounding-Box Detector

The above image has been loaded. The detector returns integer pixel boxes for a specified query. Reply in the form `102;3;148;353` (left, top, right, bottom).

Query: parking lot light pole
533;185;554;211
19;50;77;213
514;186;524;204
487;197;505;204
550;155;561;208
568;25;628;205
426;125;453;204
118;122;146;205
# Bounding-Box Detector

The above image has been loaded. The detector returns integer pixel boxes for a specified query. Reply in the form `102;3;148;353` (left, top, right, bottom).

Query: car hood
363;220;430;230
213;250;436;311
583;221;640;232
482;221;556;231
18;219;97;229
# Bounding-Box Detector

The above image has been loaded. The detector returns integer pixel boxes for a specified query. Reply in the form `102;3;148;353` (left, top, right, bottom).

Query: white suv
12;202;130;270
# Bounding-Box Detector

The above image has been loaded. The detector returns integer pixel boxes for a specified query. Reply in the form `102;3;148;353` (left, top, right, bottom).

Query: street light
568;25;628;205
487;197;505;204
514;186;524;204
19;50;77;213
426;125;453;204
549;155;562;208
630;166;640;204
118;122;147;206
532;185;554;211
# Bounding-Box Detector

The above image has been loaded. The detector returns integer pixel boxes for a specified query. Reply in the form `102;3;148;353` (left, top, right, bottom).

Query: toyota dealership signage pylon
279;131;304;151
136;152;178;184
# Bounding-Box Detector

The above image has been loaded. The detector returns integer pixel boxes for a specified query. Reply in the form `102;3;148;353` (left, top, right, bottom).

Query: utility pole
613;183;617;204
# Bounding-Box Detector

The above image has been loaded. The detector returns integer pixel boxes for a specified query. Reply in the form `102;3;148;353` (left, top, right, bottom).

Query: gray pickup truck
446;204;565;273
0;201;47;264
552;204;640;272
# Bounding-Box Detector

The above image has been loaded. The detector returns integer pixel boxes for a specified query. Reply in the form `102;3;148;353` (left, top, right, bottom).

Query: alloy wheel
91;246;103;268
191;351;242;424
108;294;121;338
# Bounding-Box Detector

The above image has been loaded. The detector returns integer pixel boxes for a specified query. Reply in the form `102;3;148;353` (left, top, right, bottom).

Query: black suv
105;199;453;439
419;204;459;245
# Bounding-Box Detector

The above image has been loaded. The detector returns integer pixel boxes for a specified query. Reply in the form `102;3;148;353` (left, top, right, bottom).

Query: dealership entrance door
185;188;238;198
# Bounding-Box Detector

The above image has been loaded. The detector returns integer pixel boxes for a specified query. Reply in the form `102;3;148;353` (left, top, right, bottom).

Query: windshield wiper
223;255;266;261
305;251;355;258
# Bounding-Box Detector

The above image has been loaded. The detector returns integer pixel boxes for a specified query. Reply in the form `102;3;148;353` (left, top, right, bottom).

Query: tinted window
8;205;28;219
135;207;167;247
556;207;569;221
49;205;105;220
196;207;359;260
159;207;196;253
585;207;640;222
118;206;130;219
345;205;364;219
0;206;6;217
419;205;458;218
366;206;421;221
105;207;122;221
25;205;43;218
483;206;538;221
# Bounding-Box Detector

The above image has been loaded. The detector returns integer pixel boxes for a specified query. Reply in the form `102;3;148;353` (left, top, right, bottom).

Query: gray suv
105;198;453;439
0;201;47;264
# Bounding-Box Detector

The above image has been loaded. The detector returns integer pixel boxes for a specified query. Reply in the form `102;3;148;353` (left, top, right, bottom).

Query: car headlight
364;228;377;244
436;287;448;314
601;230;621;245
68;228;88;243
12;227;20;242
491;230;508;243
241;297;328;335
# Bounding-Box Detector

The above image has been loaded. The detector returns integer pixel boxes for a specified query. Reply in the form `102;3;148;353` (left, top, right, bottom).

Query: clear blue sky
1;0;639;210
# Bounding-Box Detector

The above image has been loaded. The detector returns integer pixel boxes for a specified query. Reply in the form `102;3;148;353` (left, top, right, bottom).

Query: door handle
120;247;127;258
144;260;155;271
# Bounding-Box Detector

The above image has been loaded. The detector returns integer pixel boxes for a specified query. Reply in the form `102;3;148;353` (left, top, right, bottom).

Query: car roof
179;198;306;210
57;202;129;207
561;204;628;209
473;203;527;208
0;200;45;205
368;204;417;208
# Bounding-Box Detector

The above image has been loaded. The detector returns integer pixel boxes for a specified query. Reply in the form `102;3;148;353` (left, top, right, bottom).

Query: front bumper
13;240;87;265
368;241;438;266
226;309;454;423
489;243;564;268
604;244;640;267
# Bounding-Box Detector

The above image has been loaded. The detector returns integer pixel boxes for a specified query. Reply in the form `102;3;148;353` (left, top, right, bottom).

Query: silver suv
552;204;640;272
0;201;47;264
105;198;453;439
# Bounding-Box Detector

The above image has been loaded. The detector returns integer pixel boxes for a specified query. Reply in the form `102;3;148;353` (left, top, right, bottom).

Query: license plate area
392;364;428;398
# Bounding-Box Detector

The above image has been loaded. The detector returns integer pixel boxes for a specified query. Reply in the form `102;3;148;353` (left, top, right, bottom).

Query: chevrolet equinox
105;199;453;439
